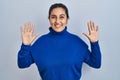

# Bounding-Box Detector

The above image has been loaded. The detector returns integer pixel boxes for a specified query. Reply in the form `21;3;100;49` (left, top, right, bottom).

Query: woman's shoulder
31;33;49;46
68;32;88;48
68;32;82;41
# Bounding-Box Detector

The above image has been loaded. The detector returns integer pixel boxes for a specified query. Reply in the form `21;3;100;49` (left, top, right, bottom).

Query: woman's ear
66;19;69;24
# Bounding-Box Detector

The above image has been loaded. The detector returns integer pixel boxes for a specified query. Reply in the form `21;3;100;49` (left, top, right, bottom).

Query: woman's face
49;7;68;32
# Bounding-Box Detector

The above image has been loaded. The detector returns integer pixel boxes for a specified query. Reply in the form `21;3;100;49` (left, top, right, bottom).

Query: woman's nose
55;18;60;23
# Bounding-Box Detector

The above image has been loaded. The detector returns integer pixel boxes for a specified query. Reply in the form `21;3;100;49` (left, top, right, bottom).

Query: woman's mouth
55;24;61;28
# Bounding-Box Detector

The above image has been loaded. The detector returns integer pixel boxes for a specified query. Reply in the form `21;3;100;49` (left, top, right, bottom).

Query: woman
18;3;101;80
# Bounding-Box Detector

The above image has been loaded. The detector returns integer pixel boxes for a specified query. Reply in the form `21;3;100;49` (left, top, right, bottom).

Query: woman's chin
54;28;64;32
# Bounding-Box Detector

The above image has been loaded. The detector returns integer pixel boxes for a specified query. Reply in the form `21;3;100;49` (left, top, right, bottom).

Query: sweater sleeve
17;44;34;68
84;41;101;68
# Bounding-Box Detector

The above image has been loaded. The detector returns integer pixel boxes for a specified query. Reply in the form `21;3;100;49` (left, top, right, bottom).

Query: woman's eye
60;17;64;19
51;16;56;19
51;17;55;19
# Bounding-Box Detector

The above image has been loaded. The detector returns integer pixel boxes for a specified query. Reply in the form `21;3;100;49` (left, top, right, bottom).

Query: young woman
18;3;101;80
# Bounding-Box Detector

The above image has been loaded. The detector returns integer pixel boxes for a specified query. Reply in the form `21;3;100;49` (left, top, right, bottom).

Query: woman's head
48;3;69;19
48;3;69;32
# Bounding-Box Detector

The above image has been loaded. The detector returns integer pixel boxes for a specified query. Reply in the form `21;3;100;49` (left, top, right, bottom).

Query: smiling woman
49;7;68;32
48;3;69;32
17;3;101;80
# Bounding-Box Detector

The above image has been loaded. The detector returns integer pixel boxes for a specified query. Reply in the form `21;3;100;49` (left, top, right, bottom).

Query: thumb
33;34;39;39
82;33;90;39
32;34;40;42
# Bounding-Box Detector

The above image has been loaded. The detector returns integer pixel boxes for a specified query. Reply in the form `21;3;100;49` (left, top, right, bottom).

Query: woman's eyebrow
51;15;56;16
60;14;65;16
50;14;65;17
51;14;65;16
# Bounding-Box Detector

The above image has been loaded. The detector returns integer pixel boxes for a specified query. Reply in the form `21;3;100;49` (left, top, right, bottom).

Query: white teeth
55;25;61;28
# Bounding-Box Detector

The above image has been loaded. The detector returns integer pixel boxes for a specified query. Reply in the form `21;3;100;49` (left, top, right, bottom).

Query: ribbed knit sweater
18;27;101;80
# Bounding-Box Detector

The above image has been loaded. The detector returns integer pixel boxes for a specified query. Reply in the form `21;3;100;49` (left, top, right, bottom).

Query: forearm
84;41;101;68
17;44;34;68
90;41;101;68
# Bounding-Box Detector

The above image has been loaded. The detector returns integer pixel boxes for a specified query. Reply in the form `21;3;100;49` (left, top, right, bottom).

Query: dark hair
48;3;69;19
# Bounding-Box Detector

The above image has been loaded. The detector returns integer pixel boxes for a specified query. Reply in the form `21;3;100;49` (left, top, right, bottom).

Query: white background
0;0;120;80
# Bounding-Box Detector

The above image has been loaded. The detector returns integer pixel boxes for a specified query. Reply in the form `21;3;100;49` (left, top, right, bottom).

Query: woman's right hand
20;22;39;45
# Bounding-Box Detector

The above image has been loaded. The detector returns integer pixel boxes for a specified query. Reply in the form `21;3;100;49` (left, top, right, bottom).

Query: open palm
83;21;99;42
20;22;39;45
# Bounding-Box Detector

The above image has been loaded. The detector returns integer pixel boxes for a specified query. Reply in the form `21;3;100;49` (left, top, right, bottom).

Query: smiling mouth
55;24;61;28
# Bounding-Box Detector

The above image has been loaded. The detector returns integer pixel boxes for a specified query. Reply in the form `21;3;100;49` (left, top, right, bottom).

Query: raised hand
83;21;99;42
20;22;39;45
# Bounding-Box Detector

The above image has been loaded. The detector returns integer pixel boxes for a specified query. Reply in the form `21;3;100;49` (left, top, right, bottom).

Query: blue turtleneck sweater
18;27;101;80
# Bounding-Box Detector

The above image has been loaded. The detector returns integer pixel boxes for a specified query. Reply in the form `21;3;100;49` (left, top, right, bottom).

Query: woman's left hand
83;21;99;42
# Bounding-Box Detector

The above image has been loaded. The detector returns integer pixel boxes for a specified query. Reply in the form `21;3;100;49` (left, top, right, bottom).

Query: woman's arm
83;21;101;68
18;44;34;68
84;41;101;68
18;22;39;68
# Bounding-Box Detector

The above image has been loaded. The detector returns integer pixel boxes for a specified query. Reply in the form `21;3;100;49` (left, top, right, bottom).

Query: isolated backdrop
0;0;120;80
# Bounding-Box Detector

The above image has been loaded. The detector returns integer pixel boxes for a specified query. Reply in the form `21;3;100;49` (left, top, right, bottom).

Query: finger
24;23;28;32
87;21;91;34
33;34;39;39
90;21;94;31
31;23;35;33
92;21;95;31
83;33;90;39
27;22;31;32
96;26;99;31
32;34;39;43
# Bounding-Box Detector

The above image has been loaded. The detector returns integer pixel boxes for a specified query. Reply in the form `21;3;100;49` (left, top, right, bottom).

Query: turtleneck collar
49;27;68;36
